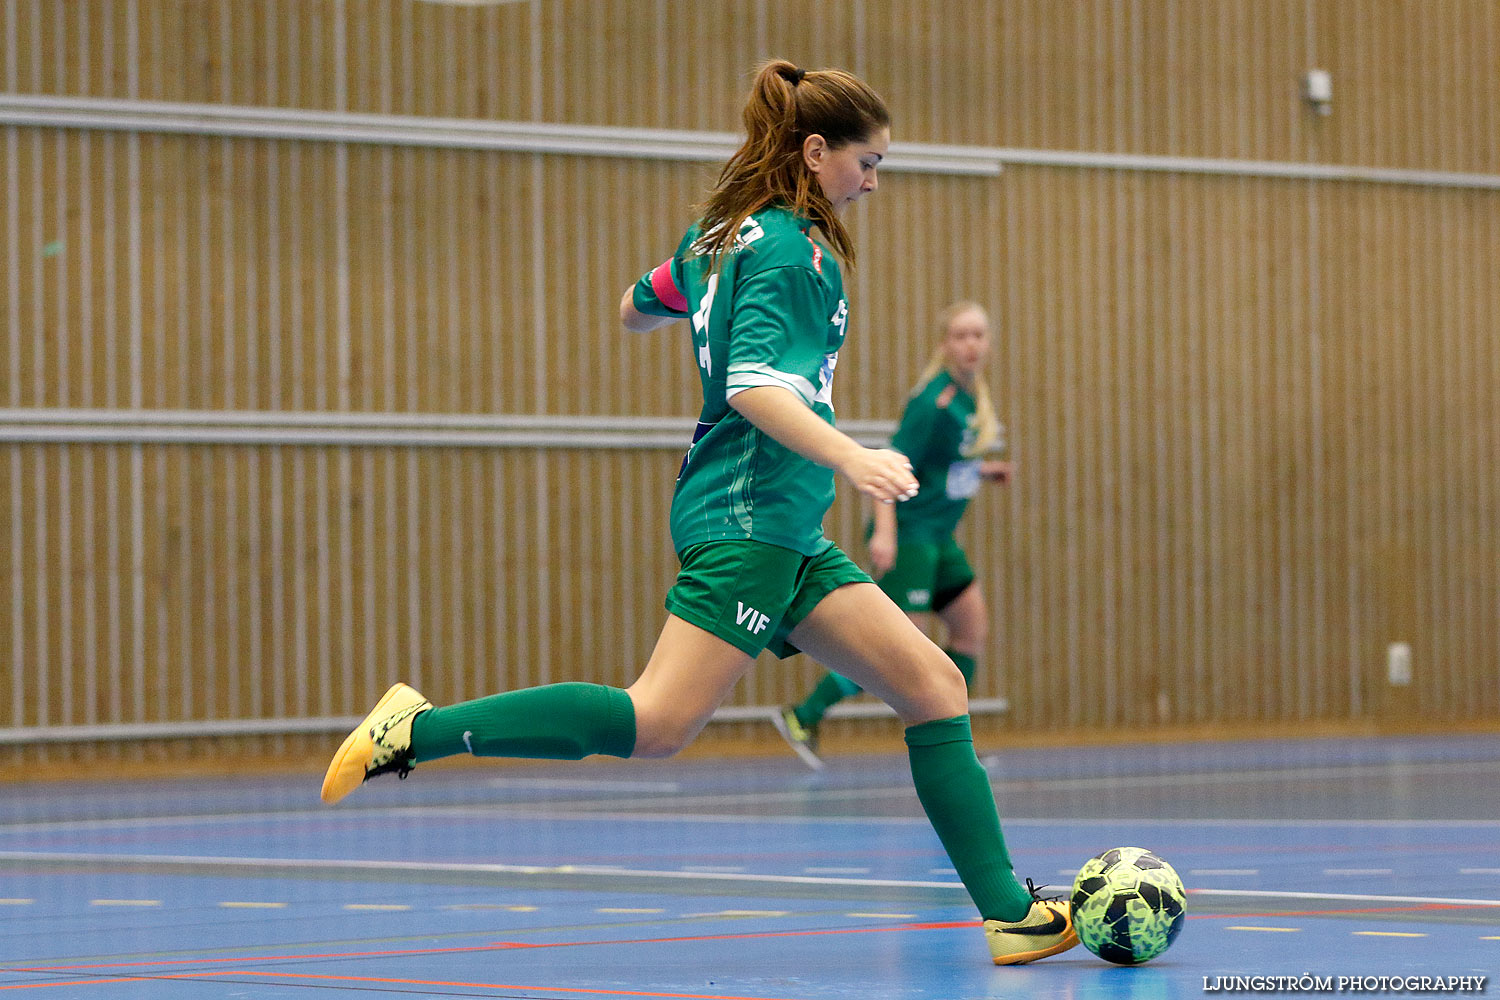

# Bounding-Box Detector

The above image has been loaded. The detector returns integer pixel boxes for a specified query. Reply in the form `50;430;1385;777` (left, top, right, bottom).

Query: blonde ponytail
915;301;1005;457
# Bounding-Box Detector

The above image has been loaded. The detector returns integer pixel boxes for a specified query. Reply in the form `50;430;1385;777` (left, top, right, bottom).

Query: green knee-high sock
905;714;1032;922
944;649;977;686
793;672;862;729
409;682;636;763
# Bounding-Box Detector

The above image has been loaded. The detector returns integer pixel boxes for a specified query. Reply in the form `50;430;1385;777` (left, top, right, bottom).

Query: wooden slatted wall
1;0;1497;767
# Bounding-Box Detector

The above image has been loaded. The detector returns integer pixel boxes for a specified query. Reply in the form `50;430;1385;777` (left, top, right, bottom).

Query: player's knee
632;733;690;759
931;654;968;711
629;711;701;759
943;594;988;648
950;617;988;650
898;650;967;723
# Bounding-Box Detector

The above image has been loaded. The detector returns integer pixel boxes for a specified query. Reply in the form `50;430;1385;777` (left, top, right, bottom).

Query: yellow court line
219;901;288;909
0;899;33;905
1354;931;1427;938
90;899;161;906
1227;926;1301;932
1481;936;1500;941
596;908;666;914
444;903;538;911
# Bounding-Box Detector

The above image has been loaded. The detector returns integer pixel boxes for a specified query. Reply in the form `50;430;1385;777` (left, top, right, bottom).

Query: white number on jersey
815;352;838;406
737;217;765;247
700;217;765;254
691;273;718;375
945;458;983;500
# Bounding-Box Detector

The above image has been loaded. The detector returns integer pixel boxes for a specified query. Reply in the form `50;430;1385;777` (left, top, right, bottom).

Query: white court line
6;850;1500;908
581;759;1500;812
0;851;965;891
0;806;929;836
492;810;1500;831
486;778;681;793
7;804;1500;837
1461;868;1500;874
1190;888;1500;907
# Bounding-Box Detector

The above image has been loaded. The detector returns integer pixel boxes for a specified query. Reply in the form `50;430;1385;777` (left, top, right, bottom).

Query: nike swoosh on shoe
1005;911;1068;936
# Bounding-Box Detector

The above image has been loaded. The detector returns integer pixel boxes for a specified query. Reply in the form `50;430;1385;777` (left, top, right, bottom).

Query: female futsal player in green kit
776;302;1013;769
320;60;1075;966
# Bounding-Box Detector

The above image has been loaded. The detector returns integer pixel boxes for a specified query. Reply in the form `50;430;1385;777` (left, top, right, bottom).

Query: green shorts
665;538;872;658
875;535;975;614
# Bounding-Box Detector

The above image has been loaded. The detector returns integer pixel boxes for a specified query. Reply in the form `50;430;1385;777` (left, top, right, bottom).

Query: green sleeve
890;388;938;463
724;265;830;407
631;255;691;318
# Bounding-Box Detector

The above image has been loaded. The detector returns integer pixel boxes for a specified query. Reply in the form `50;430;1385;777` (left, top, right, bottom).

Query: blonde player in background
776;302;1013;769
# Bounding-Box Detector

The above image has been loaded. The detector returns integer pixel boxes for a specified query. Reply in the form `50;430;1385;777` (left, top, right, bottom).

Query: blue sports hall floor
2;732;1497;999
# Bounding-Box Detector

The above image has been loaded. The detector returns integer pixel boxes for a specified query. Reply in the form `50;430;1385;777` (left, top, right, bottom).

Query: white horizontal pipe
0;698;1009;744
0;408;692;429
0;408;896;449
711;697;1010;723
4;92;1497;190
0;424;694;449
0;93;1003;177
995;145;1500;191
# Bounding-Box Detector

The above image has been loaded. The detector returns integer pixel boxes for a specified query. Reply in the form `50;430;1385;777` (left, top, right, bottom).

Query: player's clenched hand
981;459;1014;484
838;447;918;505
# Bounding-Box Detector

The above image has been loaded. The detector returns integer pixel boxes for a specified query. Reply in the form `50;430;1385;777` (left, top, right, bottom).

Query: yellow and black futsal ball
1070;847;1187;964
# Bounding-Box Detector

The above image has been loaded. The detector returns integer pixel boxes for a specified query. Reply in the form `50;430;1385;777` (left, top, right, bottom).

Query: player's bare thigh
787;582;966;725
626;614;755;758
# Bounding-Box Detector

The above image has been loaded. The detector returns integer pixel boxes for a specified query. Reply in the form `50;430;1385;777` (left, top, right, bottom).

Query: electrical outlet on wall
1386;642;1413;686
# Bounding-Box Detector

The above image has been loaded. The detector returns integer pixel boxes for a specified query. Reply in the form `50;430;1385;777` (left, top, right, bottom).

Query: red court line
0;980;160;992
1;968;814;999
12;920;982;974
0;972;227;992
229;969;816;999
11;941;534;973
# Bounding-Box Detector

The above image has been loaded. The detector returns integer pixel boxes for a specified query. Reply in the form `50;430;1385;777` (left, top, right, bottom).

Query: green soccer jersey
889;371;988;542
632;205;849;556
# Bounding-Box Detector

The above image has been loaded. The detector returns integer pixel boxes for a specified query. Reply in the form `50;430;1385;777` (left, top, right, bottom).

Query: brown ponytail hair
691;60;890;268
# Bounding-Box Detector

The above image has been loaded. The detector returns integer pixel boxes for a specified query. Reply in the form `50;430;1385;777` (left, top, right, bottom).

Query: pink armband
649;260;689;314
